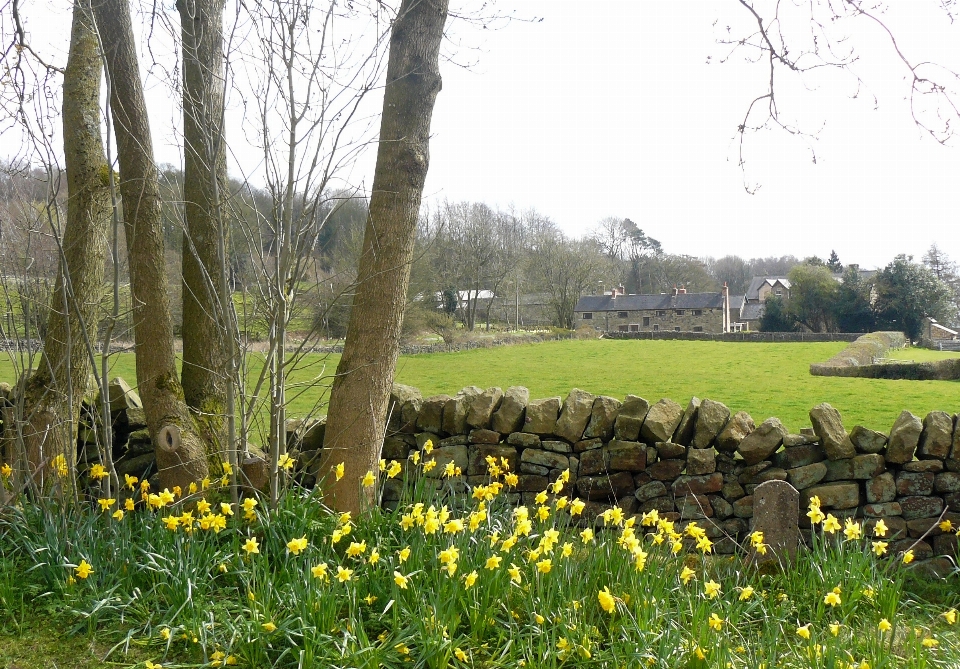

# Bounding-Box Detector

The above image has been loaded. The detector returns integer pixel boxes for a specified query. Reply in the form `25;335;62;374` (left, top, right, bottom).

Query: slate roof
739;302;765;322
745;276;791;301
574;292;725;312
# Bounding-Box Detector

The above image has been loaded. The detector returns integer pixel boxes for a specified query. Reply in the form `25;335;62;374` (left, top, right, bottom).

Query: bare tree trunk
93;0;211;490
178;0;229;456
321;0;448;515
19;0;110;489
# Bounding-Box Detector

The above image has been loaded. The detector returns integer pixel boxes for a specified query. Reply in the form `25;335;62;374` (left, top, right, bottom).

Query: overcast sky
11;0;960;270
420;0;960;270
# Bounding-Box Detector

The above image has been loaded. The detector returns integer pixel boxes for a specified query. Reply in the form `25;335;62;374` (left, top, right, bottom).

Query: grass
3;340;959;434
1;472;958;669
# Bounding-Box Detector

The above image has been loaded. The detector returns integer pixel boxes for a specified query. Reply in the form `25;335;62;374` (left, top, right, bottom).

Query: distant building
574;286;737;334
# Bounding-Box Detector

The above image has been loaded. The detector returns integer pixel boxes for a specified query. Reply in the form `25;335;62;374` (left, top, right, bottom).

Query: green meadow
3;339;958;434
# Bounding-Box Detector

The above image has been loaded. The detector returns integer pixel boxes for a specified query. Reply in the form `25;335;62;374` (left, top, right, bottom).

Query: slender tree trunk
321;0;448;515
18;0;110;489
93;0;210;491
178;0;229;455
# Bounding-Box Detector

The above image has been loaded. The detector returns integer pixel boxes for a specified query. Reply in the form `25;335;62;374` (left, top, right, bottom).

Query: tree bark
18;0;110;488
178;0;229;454
93;0;210;491
321;0;448;515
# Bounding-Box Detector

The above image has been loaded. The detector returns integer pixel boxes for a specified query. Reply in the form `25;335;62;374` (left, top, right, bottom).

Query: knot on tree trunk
158;424;182;453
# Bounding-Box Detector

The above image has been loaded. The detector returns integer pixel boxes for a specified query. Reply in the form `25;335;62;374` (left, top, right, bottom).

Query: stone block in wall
716;411;755;452
686;447;716;475
382;437;411;460
786;462;827;490
949;459;960;473
919;410;953;460
647;459;685;481
899;495;944;520
783;433;817;447
522;397;561;435
614;395;650;441
469;429;500;445
737;417;788;466
568;455;579;480
442;387;480;435
555;389;596;444
639;495;676;515
953;414;960;460
123;407;147;430
823;454;886;481
467;387;503;430
583;395;621;441
468;444;518;477
515;474;549;492
677;494;713;520
520;448;569;472
389;384;422;434
422;445;468;480
809;403;856;460
866;472;896;503
722;480;746;501
903;459;943;473
657;442;687;460
577;471;634;501
491;386;529;435
617;496;640;515
543;440;573;454
738;461;772;485
715;453;742;476
850;425;888;454
733;495;754;518
640;398;685;444
633;471;651;488
862;502;902;517
381;478;405;502
802;482;860;509
635;480;668;502
933;533;959;557
673;472;723;497
508;432;540;449
672;397;700;446
745;467;788;490
606;440;646;472
885;410;922;465
906;513;960;539
574;438;602;453
773;443;826;470
579;448;607;477
710;495;733;519
896;471;935;497
438;435;468;448
935;472;960;493
417;395;451;434
646;446;658;463
692;399;730;449
889;539;933;560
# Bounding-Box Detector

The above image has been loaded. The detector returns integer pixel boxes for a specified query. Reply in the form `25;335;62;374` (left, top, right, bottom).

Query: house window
775;289;783;297
693;326;703;333
652;324;659;331
618;325;628;332
582;312;592;320
692;310;702;316
617;311;628;318
643;316;650;326
674;327;681;332
629;324;640;332
656;310;666;317
675;309;684;316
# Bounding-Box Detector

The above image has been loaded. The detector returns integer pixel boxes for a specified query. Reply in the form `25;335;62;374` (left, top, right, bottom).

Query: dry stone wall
371;383;960;563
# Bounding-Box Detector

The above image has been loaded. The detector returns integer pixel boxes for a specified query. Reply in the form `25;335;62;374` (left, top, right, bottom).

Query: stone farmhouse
736;276;791;330
574;286;742;334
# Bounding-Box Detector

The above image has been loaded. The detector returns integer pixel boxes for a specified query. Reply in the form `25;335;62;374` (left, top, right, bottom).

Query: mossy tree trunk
93;0;211;491
178;0;229;458
18;0;110;492
321;0;448;515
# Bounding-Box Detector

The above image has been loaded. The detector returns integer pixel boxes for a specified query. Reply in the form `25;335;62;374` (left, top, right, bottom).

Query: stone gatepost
748;479;800;568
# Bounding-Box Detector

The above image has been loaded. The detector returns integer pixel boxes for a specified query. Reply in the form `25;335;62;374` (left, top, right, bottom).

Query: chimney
672;285;678;297
723;282;730;333
678;286;687;294
617;284;625;296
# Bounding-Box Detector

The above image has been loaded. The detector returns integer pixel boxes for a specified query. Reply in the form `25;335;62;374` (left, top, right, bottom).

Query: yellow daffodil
680;566;696;585
287;536;308;555
423;439;433;454
569;498;585;515
311;563;328;581
242;537;260;555
52;454;68;477
124;498;135;511
704;580;721;599
902;550;915;564
508;563;522;584
943;609;957;625
464;570;478;588
598;586;616;614
873;519;888;537
336;566;353;583
387;460;403;478
536;558;552;574
196;499;211;514
361;471;376;487
830;622;840;636
368;550;380;565
346;540;367;557
844;519;862;541
939;519;953;533
739;585;755;601
878;618;892;632
423;459;437;473
709;612;724;631
872;541;888;556
74;559;94;579
393;571;409;589
112;509;124;521
561;542;573;557
797;623;811;639
1;463;13;477
334;462;345;481
454;648;468;662
163;515;180;531
277;454;294;470
922;637;939;648
580;528;594;544
97;497;116;511
824;591;841;607
822;514;841;534
261;621;277;633
398;547;411;563
90;464;108;480
145;661;163;669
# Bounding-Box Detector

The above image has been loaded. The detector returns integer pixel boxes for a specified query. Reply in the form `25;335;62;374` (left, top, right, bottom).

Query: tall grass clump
1;452;958;668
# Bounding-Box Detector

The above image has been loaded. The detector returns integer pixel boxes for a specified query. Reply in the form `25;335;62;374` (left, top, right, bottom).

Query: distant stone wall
605;331;862;343
329;384;960;566
811;332;960;380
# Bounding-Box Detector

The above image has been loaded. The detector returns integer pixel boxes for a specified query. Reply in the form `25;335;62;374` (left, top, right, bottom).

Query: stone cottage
574;286;737;334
